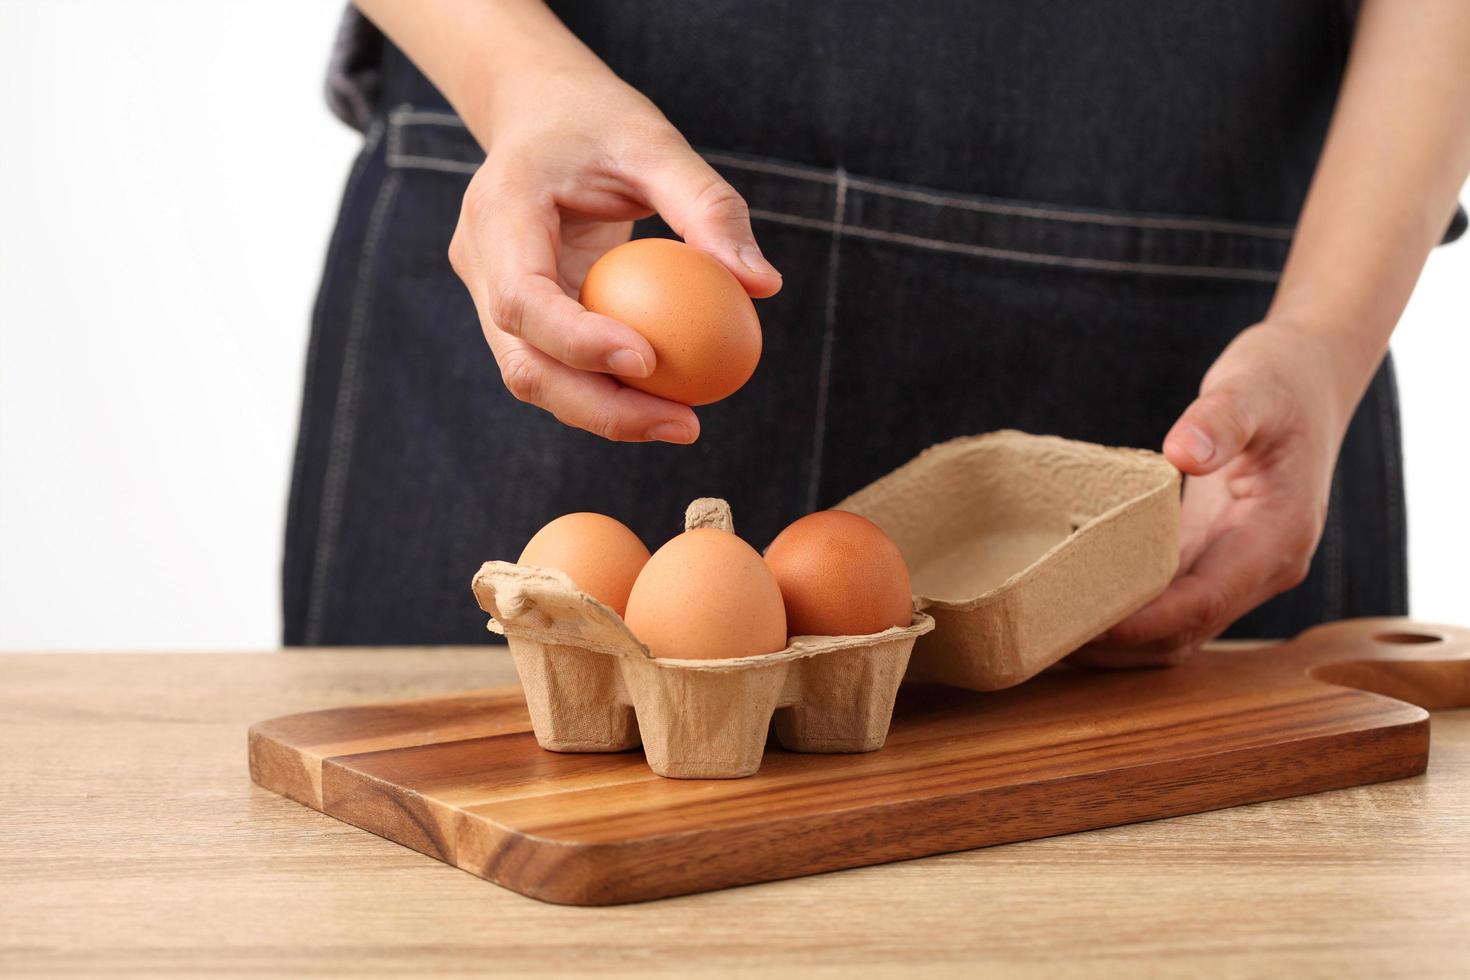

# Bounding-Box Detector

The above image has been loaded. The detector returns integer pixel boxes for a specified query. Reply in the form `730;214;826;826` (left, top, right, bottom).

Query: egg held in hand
517;513;651;617
764;510;914;637
623;528;788;660
579;238;762;406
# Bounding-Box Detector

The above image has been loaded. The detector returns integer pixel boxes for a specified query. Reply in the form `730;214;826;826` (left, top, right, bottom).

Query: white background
1;2;1466;650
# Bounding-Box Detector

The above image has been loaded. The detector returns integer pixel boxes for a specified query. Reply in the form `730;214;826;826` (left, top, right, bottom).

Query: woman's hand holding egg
447;61;781;443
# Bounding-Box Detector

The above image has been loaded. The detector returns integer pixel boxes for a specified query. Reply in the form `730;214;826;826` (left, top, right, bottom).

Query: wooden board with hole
249;618;1470;905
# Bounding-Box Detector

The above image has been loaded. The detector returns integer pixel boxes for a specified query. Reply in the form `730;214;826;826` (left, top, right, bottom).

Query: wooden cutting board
249;618;1470;905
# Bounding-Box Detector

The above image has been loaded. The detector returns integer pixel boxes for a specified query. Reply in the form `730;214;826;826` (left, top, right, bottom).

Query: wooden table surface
2;647;1467;977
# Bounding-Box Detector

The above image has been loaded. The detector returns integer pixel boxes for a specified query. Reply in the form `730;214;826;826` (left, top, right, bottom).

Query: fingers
451;134;774;442
1069;574;1229;671
453;182;692;443
494;274;656;377
1176;467;1229;572
1091;320;1333;670
1077;505;1314;668
632;147;783;298
1072;477;1224;669
1163;386;1266;477
454;195;657;377
488;332;700;443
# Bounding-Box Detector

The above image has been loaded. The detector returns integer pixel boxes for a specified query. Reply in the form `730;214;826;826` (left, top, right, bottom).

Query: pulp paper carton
472;499;935;779
840;431;1181;690
473;430;1180;778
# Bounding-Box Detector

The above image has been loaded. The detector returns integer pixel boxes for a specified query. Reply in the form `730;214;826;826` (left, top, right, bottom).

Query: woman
284;0;1470;662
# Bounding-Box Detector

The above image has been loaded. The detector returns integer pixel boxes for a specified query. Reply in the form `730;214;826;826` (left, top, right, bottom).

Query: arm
1268;0;1470;386
353;0;782;443
1079;0;1470;666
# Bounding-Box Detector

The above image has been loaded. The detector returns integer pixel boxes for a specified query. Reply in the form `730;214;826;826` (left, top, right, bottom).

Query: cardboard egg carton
472;499;935;779
839;430;1181;691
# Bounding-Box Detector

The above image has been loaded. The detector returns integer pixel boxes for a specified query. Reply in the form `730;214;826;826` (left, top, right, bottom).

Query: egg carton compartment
472;501;935;780
839;430;1181;691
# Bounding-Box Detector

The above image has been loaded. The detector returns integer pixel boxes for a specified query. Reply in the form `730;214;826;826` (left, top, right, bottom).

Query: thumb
1163;384;1269;476
634;149;783;298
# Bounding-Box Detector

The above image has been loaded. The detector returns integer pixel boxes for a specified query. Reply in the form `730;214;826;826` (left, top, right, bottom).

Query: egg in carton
472;499;935;780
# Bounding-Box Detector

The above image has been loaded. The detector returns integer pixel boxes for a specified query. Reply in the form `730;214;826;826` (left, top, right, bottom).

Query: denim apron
285;0;1419;645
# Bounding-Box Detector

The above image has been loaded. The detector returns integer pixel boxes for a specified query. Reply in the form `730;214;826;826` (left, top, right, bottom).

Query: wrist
1250;315;1379;428
364;0;614;148
460;56;623;154
1264;249;1410;413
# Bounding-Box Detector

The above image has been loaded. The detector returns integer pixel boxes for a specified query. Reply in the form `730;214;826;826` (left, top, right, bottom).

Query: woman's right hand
447;66;782;444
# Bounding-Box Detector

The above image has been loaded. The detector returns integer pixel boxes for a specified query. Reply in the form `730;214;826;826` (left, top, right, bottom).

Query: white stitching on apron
387;107;480;174
379;122;1294;242
390;108;464;127
747;208;1283;283
701;151;841;185
843;178;1295;239
805;169;848;513
706;151;1294;239
290;118;384;618
304;169;404;645
378;114;1289;279
389;154;478;175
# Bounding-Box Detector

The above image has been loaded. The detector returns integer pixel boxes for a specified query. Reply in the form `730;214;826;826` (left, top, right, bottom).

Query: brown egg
624;528;788;659
764;510;914;637
518;513;651;617
579;238;762;406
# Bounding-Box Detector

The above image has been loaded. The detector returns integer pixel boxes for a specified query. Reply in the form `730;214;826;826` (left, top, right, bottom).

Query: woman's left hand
1071;320;1368;668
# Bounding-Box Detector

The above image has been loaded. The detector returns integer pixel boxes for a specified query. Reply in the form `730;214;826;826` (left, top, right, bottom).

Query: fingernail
606;348;649;378
1174;425;1215;466
737;243;780;279
648;421;693;444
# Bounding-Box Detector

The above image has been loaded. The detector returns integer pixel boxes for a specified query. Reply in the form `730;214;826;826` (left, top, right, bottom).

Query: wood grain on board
7;642;1470;975
249;618;1470;905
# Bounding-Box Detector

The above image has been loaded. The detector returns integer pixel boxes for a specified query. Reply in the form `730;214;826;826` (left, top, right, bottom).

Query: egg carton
471;499;935;779
839;430;1181;691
